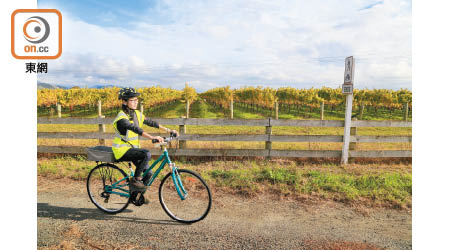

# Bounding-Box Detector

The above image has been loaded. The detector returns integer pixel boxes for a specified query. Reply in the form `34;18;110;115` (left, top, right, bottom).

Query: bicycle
86;135;212;224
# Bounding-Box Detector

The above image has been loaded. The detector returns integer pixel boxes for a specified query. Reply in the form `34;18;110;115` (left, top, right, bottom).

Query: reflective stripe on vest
112;143;138;148
114;131;139;141
112;110;144;160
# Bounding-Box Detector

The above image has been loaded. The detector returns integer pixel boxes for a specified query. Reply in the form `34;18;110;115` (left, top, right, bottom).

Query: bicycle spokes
159;169;212;223
87;164;131;214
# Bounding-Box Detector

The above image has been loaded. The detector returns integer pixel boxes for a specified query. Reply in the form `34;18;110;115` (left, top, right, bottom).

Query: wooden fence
38;117;412;161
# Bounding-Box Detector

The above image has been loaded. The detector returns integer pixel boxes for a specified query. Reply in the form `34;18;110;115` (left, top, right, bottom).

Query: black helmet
118;87;140;100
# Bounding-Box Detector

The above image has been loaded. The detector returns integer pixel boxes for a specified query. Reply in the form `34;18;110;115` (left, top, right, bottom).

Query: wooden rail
37;117;411;127
37;132;411;143
37;117;412;160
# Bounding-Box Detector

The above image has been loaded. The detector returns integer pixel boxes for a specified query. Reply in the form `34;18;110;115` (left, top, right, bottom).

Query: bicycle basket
86;146;117;163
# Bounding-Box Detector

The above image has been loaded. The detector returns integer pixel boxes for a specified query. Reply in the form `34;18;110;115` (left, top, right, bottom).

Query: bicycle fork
169;163;187;200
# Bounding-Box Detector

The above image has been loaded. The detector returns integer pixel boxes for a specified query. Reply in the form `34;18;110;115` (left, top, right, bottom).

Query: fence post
403;102;409;121
348;119;357;163
57;104;61;118
140;102;144;115
359;103;365;120
275;101;279;120
185;100;190;118
350;118;357;151
230;99;234;119
341;94;353;165
98;100;106;146
265;118;272;158
50;105;55;118
179;117;186;149
320;100;324;120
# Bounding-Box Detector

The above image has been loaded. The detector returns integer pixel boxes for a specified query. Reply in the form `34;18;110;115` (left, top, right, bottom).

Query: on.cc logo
23;16;50;44
11;9;62;60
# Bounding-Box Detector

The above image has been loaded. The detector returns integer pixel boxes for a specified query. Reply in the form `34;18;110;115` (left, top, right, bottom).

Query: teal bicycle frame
104;148;187;200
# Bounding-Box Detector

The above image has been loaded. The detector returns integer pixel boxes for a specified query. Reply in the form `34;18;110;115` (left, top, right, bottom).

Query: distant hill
37;82;121;89
37;81;72;89
91;85;119;89
37;82;58;89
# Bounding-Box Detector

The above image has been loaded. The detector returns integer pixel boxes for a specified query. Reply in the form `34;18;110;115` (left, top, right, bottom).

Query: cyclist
112;87;179;192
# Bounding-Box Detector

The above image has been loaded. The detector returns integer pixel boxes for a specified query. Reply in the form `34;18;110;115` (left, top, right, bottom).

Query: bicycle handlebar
151;132;178;146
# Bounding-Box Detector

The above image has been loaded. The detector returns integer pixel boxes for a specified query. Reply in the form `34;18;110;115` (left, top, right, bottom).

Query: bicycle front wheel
159;169;212;223
87;163;131;214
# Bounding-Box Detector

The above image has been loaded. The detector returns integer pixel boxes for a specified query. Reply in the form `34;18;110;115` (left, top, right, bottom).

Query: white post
403;102;409;121
275;101;279;120
341;94;353;164
98;100;106;146
57;104;61;118
230;99;234;119
186;100;190;118
320;100;324;120
341;56;355;165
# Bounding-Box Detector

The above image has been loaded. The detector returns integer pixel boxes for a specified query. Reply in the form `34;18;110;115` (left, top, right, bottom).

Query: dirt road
37;177;411;249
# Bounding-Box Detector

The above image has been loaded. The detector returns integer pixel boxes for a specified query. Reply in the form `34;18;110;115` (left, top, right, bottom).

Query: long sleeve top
116;111;159;136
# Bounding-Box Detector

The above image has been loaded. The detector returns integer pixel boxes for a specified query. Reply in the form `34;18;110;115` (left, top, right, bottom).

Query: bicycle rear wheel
159;169;212;223
87;163;131;214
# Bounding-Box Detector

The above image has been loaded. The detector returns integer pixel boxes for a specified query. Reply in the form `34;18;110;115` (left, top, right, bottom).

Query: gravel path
37;177;411;249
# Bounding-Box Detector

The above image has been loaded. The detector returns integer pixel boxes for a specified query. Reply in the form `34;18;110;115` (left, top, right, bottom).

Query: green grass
38;156;411;208
231;102;412;121
146;100;186;118
190;99;226;118
38;155;92;180
203;164;411;208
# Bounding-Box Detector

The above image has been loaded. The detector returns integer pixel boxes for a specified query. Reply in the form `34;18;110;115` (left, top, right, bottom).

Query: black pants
119;148;152;179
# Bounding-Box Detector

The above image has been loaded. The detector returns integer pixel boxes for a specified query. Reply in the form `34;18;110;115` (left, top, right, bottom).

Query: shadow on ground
37;202;185;226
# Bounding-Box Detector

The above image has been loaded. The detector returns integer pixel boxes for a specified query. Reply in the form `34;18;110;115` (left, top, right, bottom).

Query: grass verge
38;156;411;209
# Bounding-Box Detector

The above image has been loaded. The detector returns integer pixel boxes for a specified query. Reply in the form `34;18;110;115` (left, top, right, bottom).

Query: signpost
342;84;353;94
342;56;354;94
344;56;355;84
341;56;355;164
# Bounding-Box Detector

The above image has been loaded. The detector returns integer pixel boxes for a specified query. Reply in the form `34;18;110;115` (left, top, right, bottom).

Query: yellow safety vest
112;110;144;160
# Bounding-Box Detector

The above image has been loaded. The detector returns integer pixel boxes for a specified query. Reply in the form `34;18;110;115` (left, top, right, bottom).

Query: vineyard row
38;85;412;114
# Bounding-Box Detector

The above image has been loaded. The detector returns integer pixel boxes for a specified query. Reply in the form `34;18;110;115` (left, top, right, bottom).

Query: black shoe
130;177;146;192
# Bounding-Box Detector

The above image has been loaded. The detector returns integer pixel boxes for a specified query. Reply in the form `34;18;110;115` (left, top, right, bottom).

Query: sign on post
341;56;355;164
342;56;355;94
342;84;353;94
344;56;355;84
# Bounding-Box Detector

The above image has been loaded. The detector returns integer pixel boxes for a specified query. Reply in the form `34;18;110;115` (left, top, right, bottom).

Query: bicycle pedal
130;192;138;200
131;193;148;206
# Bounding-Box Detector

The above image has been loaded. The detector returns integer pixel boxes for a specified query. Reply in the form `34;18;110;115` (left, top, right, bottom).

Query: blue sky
37;0;411;91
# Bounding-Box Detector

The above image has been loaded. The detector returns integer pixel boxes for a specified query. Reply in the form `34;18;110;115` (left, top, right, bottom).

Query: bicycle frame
104;147;187;200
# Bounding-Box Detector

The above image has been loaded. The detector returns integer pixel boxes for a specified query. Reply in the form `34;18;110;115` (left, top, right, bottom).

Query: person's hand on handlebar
142;132;164;143
169;129;179;138
159;125;179;138
152;136;164;143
